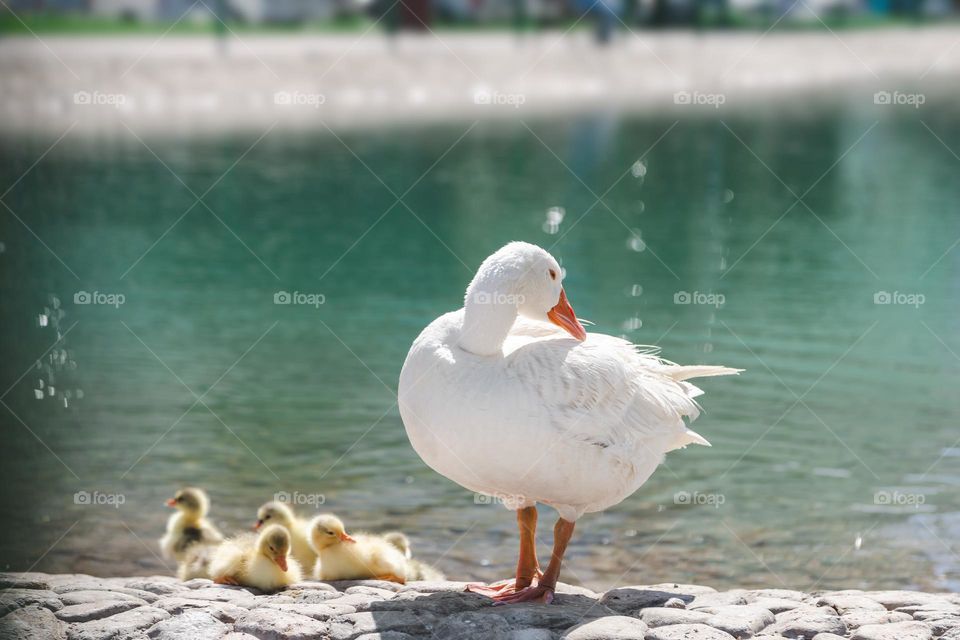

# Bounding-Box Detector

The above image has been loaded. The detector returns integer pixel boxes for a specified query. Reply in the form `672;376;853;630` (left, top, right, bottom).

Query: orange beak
253;520;263;530
547;288;587;341
340;532;357;543
165;498;177;507
275;555;288;572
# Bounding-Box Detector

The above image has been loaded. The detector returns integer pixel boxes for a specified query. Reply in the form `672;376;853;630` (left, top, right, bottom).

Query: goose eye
548;269;557;281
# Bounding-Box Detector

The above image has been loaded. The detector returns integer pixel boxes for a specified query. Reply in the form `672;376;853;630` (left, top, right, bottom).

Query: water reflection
0;99;958;590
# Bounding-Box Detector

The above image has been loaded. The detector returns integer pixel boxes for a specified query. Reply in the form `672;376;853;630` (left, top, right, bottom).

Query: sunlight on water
1;103;958;591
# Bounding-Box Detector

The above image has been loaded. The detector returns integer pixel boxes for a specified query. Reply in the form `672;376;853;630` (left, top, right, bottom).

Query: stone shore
1;572;959;640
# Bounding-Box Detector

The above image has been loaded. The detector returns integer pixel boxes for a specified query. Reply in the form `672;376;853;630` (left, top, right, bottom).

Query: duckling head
254;500;296;531
165;487;209;518
258;523;293;572
309;513;356;550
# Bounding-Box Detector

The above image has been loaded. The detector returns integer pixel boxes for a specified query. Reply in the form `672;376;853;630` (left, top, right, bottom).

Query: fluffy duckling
254;501;317;573
209;524;302;592
177;543;215;581
384;531;446;581
159;487;223;562
308;514;407;584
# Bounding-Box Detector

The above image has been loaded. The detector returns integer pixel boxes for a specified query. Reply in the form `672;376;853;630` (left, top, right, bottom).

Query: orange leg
214;575;240;586
468;506;541;597
493;517;575;605
375;573;406;584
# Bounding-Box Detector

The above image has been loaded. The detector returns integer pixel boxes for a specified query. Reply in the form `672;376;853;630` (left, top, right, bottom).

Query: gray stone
753;597;804;613
354;633;416;640
811;635;847;640
764;606;846;638
152;597;248;623
321;593;385;612
431;611;513;640
639;607;711;627
181;579;215;590
561;615;649;639
701;604;775;637
0;573;51;591
644;623;737;639
327;581;404;593
123;579;184;596
895;601;960;618
509;630;554;640
687;590;751;610
600;587;696;613
753;636;792;640
55;600;144;622
850;621;933;640
67;606;170;640
367;590;490;614
221;634;259;640
817;594;887;613
256;601;357;620
941;627;960;639
0;588;63;615
400;581;471;593
345;586;397;598
663;598;687;609
233;608;328;640
861;591;952;611
285;582;339;593
180;588;257;608
491;599;615;630
283;590;341;604
924;618;960;635
841;609;913;629
327;610;437;639
60;591;148;607
0;603;67;640
748;589;808;602
146;609;228;640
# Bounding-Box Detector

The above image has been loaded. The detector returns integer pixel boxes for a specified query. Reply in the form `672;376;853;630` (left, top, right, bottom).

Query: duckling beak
274;555;288;571
165;498;177;507
340;532;357;543
253;520;263;530
547;288;587;341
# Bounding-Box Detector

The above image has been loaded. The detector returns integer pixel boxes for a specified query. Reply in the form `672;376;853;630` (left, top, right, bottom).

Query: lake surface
1;97;958;592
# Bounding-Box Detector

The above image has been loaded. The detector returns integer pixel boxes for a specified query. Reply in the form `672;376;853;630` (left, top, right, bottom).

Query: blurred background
0;0;958;594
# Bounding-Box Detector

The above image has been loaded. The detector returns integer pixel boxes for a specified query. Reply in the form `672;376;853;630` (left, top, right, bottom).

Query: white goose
398;242;740;603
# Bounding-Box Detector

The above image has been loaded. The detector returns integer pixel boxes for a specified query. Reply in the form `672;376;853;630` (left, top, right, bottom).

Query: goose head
460;242;586;355
254;500;295;531
166;487;209;520
308;514;357;550
257;523;292;572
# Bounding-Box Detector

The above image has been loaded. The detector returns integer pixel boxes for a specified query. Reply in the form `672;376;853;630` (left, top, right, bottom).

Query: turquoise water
1;101;958;591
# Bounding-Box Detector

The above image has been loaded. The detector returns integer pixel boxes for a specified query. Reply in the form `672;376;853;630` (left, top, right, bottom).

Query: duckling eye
324;529;334;536
263;514;271;520
548;269;557;281
176;496;184;503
